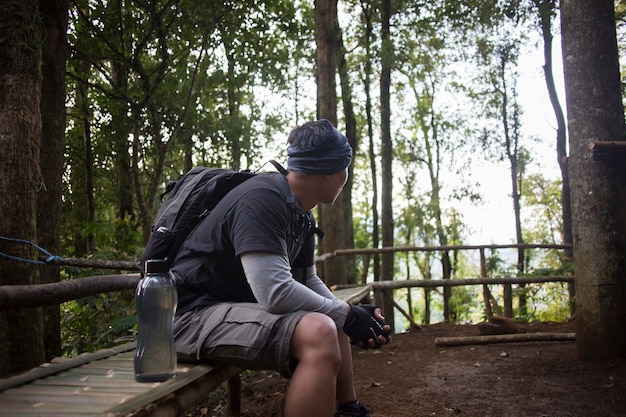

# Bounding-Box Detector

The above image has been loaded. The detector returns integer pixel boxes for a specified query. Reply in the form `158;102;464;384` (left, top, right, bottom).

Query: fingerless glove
342;304;390;349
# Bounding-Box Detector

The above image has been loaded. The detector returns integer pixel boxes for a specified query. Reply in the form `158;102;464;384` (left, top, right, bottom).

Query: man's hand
343;304;391;349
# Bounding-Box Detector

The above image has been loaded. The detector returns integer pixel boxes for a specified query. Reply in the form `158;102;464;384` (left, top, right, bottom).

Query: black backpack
140;161;291;274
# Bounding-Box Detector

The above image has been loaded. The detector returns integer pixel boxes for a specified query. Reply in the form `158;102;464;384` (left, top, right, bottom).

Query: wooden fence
323;243;574;327
1;244;573;324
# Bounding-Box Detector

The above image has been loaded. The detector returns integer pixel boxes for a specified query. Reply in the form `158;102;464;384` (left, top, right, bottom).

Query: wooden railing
1;243;573;318
323;243;574;325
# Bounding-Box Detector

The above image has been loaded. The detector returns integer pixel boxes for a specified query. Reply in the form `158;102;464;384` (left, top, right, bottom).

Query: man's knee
292;313;341;366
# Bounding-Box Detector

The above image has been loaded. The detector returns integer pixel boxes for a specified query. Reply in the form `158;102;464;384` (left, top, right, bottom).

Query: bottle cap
145;259;169;274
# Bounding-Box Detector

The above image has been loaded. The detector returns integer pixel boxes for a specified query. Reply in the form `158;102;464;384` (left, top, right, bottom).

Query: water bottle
134;259;178;382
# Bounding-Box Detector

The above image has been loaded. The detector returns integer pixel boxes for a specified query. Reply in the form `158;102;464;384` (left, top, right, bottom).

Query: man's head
285;120;352;209
286;119;352;175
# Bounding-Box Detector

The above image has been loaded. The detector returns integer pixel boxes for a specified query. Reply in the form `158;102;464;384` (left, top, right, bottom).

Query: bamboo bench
0;284;372;417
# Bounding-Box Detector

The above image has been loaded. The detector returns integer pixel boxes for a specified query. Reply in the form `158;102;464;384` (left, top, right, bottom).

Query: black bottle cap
145;259;169;274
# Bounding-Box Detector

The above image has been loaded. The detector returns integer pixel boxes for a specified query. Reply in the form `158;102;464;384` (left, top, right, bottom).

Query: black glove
342;304;390;349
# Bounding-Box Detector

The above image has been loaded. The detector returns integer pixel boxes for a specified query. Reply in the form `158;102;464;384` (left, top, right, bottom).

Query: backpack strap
266;159;324;239
261;160;301;211
260;160;324;284
266;159;288;175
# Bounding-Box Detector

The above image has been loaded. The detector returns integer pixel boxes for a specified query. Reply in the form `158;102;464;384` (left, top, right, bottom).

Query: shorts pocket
174;305;228;361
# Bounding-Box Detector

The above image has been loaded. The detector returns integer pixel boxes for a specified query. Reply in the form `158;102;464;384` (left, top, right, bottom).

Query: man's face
324;168;348;204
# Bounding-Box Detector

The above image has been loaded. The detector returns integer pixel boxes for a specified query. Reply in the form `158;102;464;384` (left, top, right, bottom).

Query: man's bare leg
285;313;342;417
335;331;358;406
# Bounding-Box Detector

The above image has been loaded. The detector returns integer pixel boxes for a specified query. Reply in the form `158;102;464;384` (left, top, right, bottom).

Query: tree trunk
315;0;347;287
418;257;433;325
110;60;135;254
224;38;243;171
499;50;523;318
37;0;69;362
561;0;626;360
419;81;453;321
335;12;358;284
379;0;395;330
69;70;95;257
535;0;575;316
0;0;46;376
425;131;453;321
82;81;96;253
361;0;380;285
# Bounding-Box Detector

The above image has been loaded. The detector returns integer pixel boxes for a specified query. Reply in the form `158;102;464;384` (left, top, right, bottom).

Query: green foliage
61;290;136;357
448;286;480;323
521;174;563;246
472;245;572;323
513;282;570;322
59;250;138;356
59;0;317;353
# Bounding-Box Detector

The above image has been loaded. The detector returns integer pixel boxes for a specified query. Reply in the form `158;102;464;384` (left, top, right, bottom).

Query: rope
0;236;63;265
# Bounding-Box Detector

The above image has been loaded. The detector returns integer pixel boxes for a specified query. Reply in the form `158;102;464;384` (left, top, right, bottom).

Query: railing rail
325;243;574;325
2;244;573;314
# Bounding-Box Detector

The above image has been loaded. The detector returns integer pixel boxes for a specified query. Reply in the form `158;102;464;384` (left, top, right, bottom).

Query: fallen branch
381;288;422;330
434;332;576;346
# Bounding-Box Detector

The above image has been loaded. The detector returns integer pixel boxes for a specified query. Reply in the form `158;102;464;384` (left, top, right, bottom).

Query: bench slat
0;349;240;417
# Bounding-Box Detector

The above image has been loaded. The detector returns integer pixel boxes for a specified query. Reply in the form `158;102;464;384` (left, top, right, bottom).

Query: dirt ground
190;320;626;417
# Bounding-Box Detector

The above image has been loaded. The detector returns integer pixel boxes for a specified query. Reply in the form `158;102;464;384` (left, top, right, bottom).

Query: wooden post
227;374;241;417
479;248;493;320
360;253;370;285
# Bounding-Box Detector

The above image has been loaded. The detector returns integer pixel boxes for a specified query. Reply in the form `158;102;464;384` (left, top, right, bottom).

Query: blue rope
0;236;63;265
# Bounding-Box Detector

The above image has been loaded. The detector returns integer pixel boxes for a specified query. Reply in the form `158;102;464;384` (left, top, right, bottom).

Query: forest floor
189;320;626;417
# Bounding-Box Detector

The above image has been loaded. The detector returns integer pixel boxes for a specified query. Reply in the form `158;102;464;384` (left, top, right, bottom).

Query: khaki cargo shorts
174;302;307;377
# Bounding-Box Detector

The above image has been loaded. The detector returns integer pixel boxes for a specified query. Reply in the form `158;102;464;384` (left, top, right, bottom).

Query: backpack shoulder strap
262;160;301;210
265;160;324;238
266;159;287;175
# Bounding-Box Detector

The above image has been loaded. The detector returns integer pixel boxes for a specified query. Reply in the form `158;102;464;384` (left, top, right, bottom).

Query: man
170;119;391;417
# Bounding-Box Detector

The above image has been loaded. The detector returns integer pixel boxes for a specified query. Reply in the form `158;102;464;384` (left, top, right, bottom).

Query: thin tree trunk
379;0;395;330
419;79;453;321
335;11;358;283
425;128;453;321
535;0;574;316
512;96;527;317
499;51;523;318
69;73;92;257
418;257;433;326
223;37;243;171
361;0;380;285
110;60;135;253
83;89;96;253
